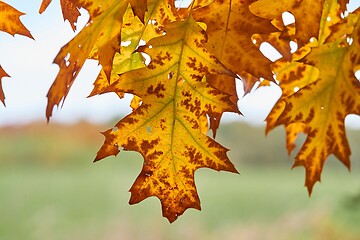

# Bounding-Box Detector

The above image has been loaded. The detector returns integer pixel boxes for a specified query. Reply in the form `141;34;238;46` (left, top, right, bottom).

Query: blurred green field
0;121;359;240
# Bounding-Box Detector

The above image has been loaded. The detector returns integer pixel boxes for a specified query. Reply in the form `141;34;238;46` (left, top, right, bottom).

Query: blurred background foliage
0;121;359;239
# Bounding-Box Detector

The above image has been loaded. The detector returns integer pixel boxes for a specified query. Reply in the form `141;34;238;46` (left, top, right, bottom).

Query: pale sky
0;0;359;128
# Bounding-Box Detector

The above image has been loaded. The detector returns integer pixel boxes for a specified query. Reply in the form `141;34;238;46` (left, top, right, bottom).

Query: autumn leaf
39;0;81;31
95;15;238;222
249;0;325;46
0;66;9;105
46;0;129;120
266;11;360;193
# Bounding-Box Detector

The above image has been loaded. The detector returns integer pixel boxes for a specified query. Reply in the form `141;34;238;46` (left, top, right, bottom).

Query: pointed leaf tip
0;2;34;39
0;66;10;106
39;0;52;13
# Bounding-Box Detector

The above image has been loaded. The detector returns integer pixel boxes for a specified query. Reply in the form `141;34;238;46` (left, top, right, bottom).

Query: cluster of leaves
0;0;359;222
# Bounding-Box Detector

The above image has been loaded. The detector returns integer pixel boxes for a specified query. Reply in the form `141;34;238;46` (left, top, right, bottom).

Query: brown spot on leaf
186;57;211;76
140;138;160;154
152;51;172;66
295;112;303;121
160;118;167;130
123;116;139;125
180;165;191;179
147;83;166;98
123;137;139;151
305;108;315;123
183;145;203;166
147;150;164;161
183;115;200;129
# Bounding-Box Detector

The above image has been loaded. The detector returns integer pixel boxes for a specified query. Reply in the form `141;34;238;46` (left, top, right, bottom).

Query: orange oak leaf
193;0;278;83
0;1;33;39
39;0;81;31
46;0;129;120
249;0;325;46
267;11;360;194
0;66;9;105
95;15;238;222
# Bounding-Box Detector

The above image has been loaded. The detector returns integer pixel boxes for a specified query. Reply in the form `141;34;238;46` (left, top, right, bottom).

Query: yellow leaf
0;1;33;38
95;15;238;222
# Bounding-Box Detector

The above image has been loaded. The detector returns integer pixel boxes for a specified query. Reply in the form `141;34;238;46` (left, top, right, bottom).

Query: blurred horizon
1;120;360;239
